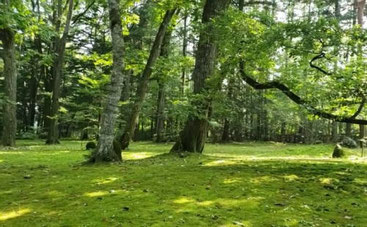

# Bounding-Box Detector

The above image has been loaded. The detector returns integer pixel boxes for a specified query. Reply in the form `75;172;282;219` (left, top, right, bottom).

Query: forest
1;0;367;226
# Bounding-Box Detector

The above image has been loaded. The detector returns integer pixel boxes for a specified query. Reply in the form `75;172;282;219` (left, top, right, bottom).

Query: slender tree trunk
181;12;188;96
156;31;172;142
46;0;74;144
90;0;125;163
171;0;231;153
120;9;177;149
0;26;17;146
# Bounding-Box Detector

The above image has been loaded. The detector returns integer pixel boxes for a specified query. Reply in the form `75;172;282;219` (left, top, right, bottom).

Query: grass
0;140;367;226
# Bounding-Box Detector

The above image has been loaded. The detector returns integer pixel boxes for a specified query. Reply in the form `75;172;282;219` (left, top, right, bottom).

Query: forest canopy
0;0;366;160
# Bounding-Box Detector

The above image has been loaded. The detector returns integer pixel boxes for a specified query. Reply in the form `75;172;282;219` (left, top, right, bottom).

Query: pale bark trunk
90;0;125;162
0;27;17;146
46;0;74;144
120;9;177;149
171;0;231;153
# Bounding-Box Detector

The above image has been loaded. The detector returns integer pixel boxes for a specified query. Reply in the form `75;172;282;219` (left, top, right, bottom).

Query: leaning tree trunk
46;0;74;144
120;9;177;150
170;0;231;153
0;27;17;147
89;0;125;162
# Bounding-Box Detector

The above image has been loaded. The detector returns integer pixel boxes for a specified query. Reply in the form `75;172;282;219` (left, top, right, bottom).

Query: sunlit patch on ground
204;159;239;166
250;176;277;184
93;177;118;185
223;177;242;184
319;177;339;185
0;208;31;221
0;160;3;163
84;189;125;197
123;152;160;160
84;191;109;197
283;174;299;182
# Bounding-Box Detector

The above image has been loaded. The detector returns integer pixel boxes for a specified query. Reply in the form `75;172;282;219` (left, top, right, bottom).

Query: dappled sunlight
173;197;195;204
250;176;277;184
84;189;126;197
319;178;339;185
204;159;240;166
84;191;109;197
123;152;162;160
173;196;263;211
0;160;3;163
92;177;118;185
0;208;31;221
223;177;242;184
283;175;299;182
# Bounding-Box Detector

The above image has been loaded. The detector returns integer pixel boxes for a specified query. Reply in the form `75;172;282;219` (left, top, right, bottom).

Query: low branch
309;53;332;75
239;61;367;125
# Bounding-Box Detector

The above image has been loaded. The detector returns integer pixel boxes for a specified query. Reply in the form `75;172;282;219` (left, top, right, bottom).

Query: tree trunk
171;0;231;153
46;0;74;144
0;27;17;146
356;0;366;25
89;0;125;163
155;30;172;142
221;119;230;142
120;9;177;149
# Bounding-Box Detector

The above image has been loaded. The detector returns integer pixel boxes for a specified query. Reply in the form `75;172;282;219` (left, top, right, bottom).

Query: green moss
0;141;366;226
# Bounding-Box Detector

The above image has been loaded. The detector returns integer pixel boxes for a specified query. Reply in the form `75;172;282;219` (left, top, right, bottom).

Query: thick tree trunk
120;9;177;149
46;0;74;144
90;0;125;162
0;28;17;146
171;0;231;153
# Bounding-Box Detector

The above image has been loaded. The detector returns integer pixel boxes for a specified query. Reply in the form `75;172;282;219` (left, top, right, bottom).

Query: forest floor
0;141;367;227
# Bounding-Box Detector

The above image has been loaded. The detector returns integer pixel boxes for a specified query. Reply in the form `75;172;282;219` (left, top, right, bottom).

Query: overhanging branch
239;61;367;125
310;53;332;75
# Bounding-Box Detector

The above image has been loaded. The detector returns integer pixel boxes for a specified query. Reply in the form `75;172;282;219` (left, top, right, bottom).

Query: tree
88;0;125;162
0;0;18;146
120;8;177;150
170;0;231;153
46;0;74;144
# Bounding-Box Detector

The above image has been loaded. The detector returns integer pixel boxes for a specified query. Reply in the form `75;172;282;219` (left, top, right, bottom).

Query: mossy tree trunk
0;23;17;146
46;0;74;144
90;0;125;162
170;0;231;153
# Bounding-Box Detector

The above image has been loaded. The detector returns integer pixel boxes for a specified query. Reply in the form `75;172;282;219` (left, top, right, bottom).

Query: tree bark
46;0;74;144
170;0;231;153
120;9;177;149
0;27;17;146
155;30;172;142
89;0;125;162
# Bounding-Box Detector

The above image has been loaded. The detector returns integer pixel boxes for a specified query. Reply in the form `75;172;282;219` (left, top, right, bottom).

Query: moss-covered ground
0;141;367;226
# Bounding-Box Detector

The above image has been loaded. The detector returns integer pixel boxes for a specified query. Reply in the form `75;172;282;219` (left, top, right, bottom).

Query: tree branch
72;0;95;25
243;1;275;6
309;53;332;75
239;61;367;125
